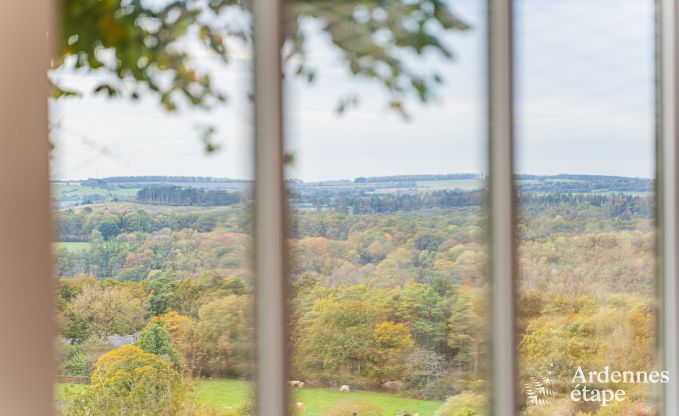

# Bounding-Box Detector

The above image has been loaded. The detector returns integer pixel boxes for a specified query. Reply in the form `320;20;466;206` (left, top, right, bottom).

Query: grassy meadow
54;242;91;252
57;379;444;416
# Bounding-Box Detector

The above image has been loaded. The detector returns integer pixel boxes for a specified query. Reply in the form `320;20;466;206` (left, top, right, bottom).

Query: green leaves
56;0;225;112
288;0;470;114
199;125;221;153
54;0;469;117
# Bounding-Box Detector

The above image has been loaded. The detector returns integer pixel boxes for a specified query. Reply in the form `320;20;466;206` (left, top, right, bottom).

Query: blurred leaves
288;0;470;114
198;124;221;153
54;0;469;116
55;0;238;112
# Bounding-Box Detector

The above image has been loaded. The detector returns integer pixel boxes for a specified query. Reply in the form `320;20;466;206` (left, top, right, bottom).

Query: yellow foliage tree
63;345;183;416
367;321;415;385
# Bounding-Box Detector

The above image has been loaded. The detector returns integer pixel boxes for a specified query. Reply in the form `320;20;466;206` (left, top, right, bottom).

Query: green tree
67;283;149;340
84;229;128;278
97;220;120;241
136;322;180;369
60;336;115;377
519;314;598;377
398;283;449;351
57;277;84;312
145;270;178;316
191;295;255;377
298;298;385;385
447;287;487;376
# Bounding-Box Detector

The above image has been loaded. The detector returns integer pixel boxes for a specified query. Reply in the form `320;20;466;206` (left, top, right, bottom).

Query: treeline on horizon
57;173;652;186
291;189;653;217
353;173;481;183
136;186;241;207
518;175;652;194
56;191;653;242
78;176;250;187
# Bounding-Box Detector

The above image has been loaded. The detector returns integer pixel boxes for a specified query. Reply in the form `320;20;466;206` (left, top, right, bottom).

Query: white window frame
2;0;678;415
253;0;290;414
658;0;679;414
488;0;518;414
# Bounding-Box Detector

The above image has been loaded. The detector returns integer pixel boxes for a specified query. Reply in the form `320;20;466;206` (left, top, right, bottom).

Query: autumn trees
54;190;660;414
62;346;184;416
296;298;408;386
58;273;255;380
136;186;240;206
64;281;148;341
287;280;488;395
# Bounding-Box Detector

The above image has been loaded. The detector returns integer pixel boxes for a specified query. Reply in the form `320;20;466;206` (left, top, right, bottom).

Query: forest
136;186;241;206
54;184;658;415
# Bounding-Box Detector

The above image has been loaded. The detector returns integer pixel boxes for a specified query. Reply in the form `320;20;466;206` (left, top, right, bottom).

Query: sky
50;0;656;182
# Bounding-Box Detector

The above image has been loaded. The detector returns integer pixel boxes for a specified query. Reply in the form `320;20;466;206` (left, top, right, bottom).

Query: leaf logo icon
525;364;560;407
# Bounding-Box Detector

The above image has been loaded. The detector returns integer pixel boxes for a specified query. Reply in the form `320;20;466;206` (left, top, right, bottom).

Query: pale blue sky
51;0;655;181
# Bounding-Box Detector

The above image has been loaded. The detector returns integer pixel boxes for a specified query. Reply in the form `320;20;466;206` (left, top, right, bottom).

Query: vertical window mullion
253;0;289;414
658;0;679;414
488;0;517;415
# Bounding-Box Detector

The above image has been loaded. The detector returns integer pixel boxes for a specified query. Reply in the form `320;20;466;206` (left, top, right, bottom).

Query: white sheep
339;384;351;392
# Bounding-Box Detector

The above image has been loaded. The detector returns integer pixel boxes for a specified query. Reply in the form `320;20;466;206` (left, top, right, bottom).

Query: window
285;1;489;414
50;2;257;414
515;1;658;414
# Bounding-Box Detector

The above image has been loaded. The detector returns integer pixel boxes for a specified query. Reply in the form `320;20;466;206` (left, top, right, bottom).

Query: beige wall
0;1;55;414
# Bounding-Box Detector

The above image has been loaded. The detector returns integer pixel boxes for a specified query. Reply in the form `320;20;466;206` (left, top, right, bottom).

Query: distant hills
51;174;654;209
52;173;652;186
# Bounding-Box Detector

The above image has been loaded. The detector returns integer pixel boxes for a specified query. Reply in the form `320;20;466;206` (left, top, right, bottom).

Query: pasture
52;183;139;202
57;379;444;416
54;242;90;252
415;179;483;190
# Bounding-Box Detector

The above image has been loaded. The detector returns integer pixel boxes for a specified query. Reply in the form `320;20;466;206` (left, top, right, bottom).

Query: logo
525;365;671;408
525;363;560;406
570;366;669;407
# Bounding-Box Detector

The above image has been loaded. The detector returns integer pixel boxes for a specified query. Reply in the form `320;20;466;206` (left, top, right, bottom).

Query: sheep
288;380;302;387
382;380;404;392
296;402;305;411
339;384;351;392
298;381;305;388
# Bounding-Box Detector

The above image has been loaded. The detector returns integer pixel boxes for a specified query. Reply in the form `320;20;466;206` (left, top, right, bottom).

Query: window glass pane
514;1;658;414
50;3;256;414
284;1;490;414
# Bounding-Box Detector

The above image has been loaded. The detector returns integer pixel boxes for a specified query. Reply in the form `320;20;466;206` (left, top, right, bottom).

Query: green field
591;190;653;196
55;383;86;398
52;181;249;208
52;183;140;207
415;179;483;190
54;242;91;252
53;183;139;198
67;202;237;214
57;379;444;416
